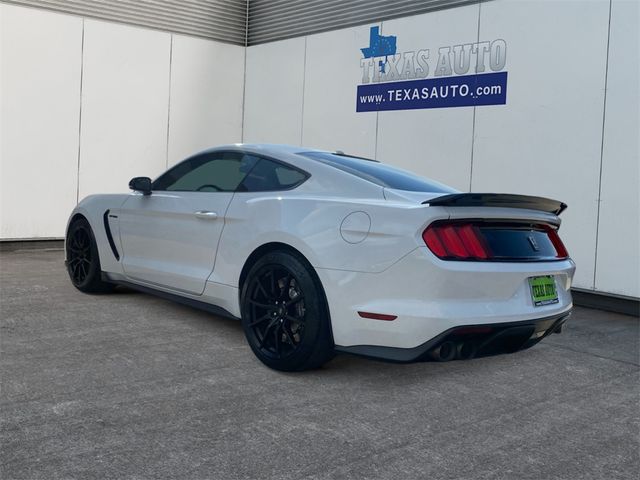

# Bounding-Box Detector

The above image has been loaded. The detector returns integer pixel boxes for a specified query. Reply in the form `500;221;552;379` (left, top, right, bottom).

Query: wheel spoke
249;299;271;310
258;319;279;348
273;323;282;355
256;278;270;300
71;263;80;280
279;274;291;299
79;263;87;280
248;314;271;327
285;294;304;307
282;324;296;346
268;270;276;296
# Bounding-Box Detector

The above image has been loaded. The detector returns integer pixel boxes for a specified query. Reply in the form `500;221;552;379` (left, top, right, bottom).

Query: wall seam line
75;18;85;204
468;0;482;192
165;34;173;169
241;0;249;142
245;0;249;48
468;107;477;191
374;110;380;159
375;20;382;159
592;0;613;291
299;35;308;146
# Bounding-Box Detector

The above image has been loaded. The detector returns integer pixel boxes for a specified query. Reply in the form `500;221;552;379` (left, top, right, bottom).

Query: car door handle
194;210;218;220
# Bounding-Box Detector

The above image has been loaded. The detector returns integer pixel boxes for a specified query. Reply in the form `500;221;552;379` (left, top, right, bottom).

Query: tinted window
238;158;307;192
153;153;257;192
300;152;455;193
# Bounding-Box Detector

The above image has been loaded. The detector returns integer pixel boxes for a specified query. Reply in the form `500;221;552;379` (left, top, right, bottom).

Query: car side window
238;157;307;192
153;153;257;192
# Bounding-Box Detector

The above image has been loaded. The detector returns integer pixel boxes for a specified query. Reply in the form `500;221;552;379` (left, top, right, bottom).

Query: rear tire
240;250;334;371
66;217;114;293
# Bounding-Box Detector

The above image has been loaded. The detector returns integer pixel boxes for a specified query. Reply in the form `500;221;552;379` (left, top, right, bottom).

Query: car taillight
422;223;491;260
544;225;569;258
422;221;569;261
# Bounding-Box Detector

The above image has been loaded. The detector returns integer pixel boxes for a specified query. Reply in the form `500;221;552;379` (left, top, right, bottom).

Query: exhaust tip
430;340;457;362
456;341;477;360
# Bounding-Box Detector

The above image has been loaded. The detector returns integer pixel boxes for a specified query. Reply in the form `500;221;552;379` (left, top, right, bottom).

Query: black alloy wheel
67;225;93;286
247;265;306;358
241;250;333;371
65;218;113;293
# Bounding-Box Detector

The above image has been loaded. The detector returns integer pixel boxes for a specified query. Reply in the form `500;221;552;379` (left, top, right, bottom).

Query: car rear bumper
317;247;576;351
335;311;570;362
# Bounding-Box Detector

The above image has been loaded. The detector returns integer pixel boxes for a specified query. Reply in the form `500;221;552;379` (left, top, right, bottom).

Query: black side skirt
104;278;240;321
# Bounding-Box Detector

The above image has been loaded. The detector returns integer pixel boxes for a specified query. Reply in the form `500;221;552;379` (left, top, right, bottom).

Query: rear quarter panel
211;187;450;288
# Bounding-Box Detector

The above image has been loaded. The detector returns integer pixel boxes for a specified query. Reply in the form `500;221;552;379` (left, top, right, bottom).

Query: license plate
528;275;559;306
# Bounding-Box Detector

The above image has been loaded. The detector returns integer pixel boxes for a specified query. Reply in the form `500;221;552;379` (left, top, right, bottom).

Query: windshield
300;152;456;193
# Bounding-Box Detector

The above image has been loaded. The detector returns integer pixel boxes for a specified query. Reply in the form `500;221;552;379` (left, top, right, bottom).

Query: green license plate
528;275;559;306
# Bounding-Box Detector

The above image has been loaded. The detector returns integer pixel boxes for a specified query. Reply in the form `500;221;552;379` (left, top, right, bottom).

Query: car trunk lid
415;193;569;262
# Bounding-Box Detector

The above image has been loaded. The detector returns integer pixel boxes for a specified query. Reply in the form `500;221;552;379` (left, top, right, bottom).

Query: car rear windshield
300;152;456;193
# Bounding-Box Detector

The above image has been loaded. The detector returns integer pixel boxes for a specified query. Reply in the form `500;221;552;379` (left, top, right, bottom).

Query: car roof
192;143;342;173
188;143;390;192
200;143;381;168
179;143;457;198
198;143;324;158
197;143;305;153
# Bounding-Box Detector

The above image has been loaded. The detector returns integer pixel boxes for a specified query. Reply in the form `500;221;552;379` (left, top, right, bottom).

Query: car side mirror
129;177;152;195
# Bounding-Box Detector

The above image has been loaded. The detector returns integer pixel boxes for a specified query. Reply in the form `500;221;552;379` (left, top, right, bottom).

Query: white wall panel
595;0;640;298
302;25;379;158
376;6;478;191
243;37;306;145
1;1;638;301
78;20;171;199
0;4;82;239
167;35;244;166
471;0;610;290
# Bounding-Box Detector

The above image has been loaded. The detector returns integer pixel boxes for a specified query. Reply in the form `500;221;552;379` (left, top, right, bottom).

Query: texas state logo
356;26;508;112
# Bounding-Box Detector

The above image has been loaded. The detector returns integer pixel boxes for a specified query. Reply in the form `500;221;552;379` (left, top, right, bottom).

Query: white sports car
66;144;575;371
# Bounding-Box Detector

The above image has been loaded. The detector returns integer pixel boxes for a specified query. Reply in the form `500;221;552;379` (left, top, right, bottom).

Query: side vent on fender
103;210;120;261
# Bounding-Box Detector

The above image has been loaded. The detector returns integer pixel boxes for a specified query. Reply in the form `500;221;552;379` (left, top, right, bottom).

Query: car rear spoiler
422;193;567;215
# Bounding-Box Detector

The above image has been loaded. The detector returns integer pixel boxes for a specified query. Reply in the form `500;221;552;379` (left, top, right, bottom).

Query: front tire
66;217;113;293
240;250;334;371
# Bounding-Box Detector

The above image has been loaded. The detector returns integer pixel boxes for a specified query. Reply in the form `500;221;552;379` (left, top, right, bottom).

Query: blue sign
360;26;396;59
360;26;397;75
356;72;508;112
357;26;508;112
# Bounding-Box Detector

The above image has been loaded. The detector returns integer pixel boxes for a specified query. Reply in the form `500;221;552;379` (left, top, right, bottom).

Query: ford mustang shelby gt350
65;144;575;371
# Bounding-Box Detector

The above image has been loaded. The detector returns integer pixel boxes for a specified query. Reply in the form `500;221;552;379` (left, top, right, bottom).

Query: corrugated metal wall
3;0;482;46
247;0;480;45
2;0;248;45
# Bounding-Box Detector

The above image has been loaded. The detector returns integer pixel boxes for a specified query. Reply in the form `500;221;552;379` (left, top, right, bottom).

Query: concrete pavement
1;246;638;479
